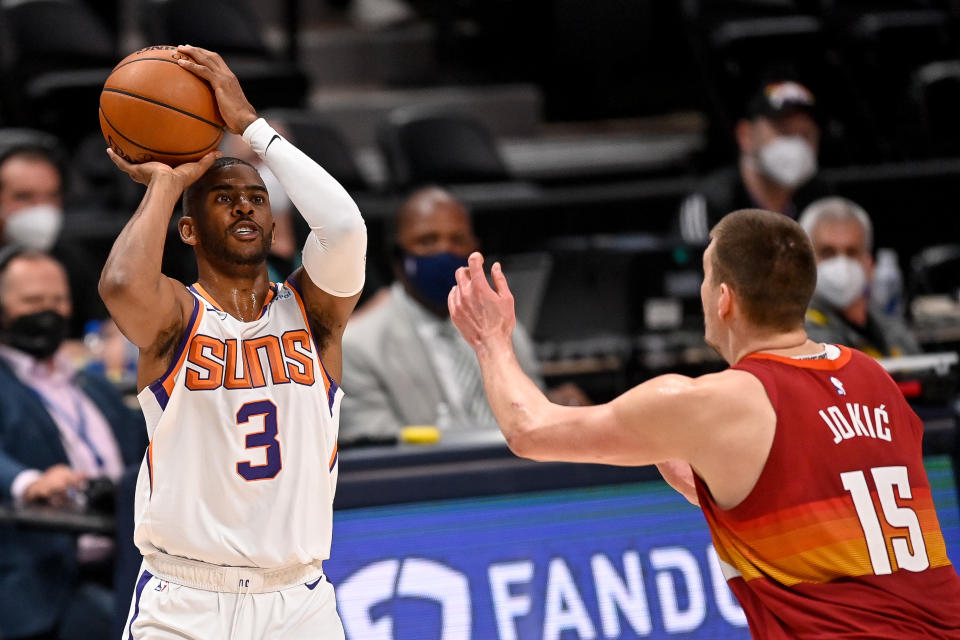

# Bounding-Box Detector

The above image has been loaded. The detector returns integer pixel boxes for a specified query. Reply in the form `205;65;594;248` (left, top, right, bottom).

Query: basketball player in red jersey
449;209;960;638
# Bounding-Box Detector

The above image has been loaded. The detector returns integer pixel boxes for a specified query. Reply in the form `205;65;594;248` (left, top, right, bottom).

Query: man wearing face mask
0;248;146;640
799;197;921;358
678;80;832;244
340;187;586;445
0;144;106;338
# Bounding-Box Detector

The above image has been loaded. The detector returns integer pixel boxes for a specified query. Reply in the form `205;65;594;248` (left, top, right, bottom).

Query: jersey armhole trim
284;276;338;415
706;364;781;518
147;296;204;410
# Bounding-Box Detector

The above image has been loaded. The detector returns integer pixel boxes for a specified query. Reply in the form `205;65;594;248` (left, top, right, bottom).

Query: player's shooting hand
176;45;258;135
449;252;517;351
107;148;221;189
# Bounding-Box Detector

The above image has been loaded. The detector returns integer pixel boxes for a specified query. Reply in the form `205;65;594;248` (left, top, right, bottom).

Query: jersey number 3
236;400;282;481
841;466;929;575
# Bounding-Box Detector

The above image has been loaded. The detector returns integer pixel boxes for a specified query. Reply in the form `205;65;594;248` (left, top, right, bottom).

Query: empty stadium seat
376;108;511;189
0;0;116;145
142;0;308;109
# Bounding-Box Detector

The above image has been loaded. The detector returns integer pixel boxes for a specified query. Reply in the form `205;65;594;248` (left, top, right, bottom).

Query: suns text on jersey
183;330;316;390
817;403;891;445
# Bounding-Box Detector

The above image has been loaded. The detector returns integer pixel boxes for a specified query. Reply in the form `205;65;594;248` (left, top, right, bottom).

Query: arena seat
823;1;956;158
909;59;960;157
376;108;511;189
264;110;371;193
910;244;960;299
143;0;308;109
0;0;115;145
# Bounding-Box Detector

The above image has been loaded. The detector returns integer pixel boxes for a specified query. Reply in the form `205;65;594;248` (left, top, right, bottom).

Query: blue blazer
0;356;146;638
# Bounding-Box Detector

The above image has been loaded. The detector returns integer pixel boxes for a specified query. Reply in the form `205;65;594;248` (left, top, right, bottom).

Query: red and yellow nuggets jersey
133;278;342;569
695;345;960;638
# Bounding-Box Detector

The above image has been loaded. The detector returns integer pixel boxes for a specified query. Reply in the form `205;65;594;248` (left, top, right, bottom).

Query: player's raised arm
178;45;367;379
448;252;761;470
98;152;218;363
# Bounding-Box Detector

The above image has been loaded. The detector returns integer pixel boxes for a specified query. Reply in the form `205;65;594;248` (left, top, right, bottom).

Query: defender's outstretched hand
449;252;517;350
106;148;220;188
176;45;258;134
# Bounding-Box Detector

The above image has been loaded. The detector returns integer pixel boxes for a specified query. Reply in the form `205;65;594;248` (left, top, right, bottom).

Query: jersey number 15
841;466;929;575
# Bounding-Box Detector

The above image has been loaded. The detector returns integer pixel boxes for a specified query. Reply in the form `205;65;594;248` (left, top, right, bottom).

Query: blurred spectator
220;131;301;282
0;248;145;640
340;187;586;445
82;318;138;392
325;0;415;29
0;145;105;337
679;81;831;244
799;197;921;358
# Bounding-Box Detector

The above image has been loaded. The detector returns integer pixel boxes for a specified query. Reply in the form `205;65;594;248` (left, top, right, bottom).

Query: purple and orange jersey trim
285;276;339;414
146;441;154;497
147;296;204;410
328;443;339;472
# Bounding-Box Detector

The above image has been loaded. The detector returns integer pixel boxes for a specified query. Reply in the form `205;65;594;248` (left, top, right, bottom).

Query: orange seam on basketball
101;87;224;129
99;107;222;156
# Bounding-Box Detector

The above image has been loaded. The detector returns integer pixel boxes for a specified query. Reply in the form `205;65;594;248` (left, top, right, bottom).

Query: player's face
195;165;274;266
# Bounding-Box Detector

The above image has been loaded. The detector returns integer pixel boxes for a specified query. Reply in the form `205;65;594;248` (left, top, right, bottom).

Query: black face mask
0;310;69;360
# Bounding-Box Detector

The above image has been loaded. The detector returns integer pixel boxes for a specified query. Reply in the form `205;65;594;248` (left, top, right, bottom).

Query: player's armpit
656;460;700;506
289;268;362;384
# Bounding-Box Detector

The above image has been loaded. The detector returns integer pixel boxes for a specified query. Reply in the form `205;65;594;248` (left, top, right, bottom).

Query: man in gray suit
341;187;583;445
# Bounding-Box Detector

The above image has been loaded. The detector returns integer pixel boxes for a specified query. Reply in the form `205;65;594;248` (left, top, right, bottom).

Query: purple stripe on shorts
127;570;154;640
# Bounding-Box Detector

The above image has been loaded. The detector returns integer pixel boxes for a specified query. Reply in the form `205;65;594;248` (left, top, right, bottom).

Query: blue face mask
402;251;470;309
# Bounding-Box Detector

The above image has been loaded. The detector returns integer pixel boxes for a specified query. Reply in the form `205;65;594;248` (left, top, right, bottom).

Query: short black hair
181;156;259;218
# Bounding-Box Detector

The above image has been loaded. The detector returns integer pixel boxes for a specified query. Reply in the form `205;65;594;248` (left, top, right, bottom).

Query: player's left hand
176;45;258;135
107;148;221;188
449;252;517;351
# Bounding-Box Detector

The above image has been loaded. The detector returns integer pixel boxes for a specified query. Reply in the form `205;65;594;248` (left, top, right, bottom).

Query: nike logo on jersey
184;330;316;390
206;307;229;320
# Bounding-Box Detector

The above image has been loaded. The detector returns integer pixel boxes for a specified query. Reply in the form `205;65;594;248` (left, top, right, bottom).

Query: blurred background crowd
3;1;960;638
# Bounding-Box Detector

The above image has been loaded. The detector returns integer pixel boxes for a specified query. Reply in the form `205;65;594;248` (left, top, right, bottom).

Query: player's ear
179;217;198;246
717;282;733;320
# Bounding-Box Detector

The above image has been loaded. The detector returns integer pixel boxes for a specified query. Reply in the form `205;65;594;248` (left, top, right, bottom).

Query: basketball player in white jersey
99;46;366;639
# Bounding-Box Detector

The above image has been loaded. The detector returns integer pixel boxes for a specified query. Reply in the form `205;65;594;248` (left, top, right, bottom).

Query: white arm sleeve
243;118;367;297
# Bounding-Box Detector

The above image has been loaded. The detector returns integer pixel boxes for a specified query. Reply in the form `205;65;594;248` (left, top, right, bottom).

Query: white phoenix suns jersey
133;278;342;568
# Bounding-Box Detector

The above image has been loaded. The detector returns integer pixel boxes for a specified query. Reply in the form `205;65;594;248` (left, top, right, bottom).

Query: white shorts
122;562;345;640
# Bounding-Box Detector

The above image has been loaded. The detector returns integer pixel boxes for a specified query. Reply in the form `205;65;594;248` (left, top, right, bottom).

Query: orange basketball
99;45;225;166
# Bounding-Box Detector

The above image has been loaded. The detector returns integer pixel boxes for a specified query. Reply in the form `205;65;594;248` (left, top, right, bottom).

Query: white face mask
4;204;63;251
756;136;817;189
816;255;867;309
